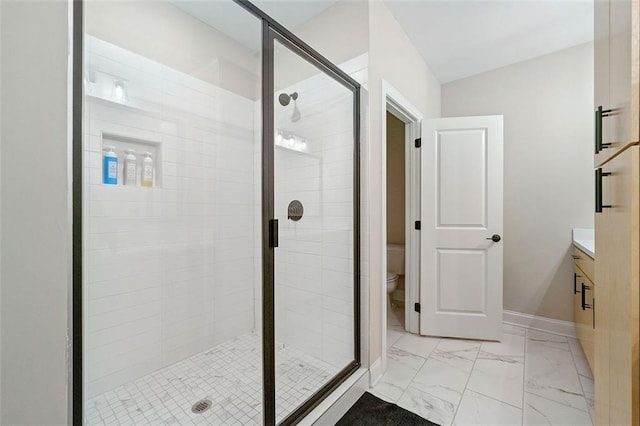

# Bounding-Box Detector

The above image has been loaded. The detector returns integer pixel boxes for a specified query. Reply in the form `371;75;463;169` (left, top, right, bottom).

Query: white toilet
386;243;405;311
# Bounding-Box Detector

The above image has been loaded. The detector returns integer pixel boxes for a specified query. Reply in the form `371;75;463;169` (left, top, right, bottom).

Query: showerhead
278;91;301;122
278;91;298;106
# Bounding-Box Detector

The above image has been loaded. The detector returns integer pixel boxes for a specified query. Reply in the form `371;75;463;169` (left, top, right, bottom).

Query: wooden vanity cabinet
572;250;595;370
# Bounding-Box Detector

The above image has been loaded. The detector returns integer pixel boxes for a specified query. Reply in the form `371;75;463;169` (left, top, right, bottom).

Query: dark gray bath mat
336;392;440;426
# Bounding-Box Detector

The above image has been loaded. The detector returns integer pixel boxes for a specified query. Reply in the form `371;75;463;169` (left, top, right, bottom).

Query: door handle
595;168;612;213
486;234;501;243
581;282;592;310
595;106;613;153
573;273;581;294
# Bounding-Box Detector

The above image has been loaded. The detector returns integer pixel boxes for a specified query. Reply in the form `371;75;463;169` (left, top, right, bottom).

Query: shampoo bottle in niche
124;149;137;186
103;146;118;185
141;151;154;187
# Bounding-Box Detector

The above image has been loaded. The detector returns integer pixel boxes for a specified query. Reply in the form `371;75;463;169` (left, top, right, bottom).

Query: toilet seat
386;272;398;282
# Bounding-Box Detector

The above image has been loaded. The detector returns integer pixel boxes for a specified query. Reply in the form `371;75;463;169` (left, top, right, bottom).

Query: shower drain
191;399;212;414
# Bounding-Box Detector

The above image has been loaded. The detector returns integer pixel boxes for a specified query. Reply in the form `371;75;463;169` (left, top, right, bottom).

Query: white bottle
141;152;154;188
124;149;137;186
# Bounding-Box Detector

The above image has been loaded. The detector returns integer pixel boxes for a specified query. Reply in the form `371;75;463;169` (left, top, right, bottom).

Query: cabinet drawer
572;246;594;282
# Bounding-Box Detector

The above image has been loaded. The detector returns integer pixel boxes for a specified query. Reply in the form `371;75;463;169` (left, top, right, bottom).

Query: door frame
380;80;422;374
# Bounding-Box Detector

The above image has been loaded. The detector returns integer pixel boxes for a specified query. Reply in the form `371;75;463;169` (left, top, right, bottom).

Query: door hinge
414;302;421;313
415;220;421;230
414;138;421;148
269;219;279;248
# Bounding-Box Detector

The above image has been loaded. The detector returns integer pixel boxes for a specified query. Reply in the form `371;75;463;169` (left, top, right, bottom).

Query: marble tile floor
85;332;339;425
371;306;594;425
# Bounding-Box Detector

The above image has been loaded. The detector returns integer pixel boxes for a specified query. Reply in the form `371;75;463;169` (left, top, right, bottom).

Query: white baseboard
503;310;576;338
302;368;368;426
369;358;383;387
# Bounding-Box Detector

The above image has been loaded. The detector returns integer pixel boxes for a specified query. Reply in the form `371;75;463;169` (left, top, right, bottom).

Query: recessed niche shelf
102;133;162;188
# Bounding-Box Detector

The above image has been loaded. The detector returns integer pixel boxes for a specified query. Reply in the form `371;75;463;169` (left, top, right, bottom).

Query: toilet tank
387;243;405;275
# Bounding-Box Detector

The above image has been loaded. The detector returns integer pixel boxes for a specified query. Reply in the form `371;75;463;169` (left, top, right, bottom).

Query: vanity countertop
572;228;594;258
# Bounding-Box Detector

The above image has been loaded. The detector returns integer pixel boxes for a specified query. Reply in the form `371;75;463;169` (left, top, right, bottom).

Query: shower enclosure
73;0;360;424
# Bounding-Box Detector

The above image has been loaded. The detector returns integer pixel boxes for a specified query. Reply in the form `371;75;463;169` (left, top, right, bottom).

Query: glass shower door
270;34;359;423
81;1;264;424
78;2;360;422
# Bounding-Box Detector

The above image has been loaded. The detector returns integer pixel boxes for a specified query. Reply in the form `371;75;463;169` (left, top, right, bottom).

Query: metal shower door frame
258;22;362;426
71;1;361;424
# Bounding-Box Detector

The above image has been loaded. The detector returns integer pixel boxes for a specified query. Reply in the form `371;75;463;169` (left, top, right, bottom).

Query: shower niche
101;133;162;188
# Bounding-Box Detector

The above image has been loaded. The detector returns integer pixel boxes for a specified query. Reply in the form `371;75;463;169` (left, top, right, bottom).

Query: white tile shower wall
83;36;258;398
272;55;368;370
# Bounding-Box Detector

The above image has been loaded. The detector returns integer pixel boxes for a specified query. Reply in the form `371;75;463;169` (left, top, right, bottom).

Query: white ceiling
385;0;594;83
172;0;593;84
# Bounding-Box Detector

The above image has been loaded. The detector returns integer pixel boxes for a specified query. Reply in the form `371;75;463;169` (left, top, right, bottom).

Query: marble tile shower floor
372;307;594;426
85;332;339;425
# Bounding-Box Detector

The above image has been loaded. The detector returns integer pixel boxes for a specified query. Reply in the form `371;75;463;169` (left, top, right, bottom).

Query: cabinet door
595;0;611;167
596;0;640;166
595;145;640;425
573;246;594;282
573;266;595;370
598;0;640;166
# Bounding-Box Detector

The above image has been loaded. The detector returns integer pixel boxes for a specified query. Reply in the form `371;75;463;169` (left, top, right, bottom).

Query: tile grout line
567;339;594;424
524;332;592;418
385;326;595;425
524;388;592;415
463;387;525;411
450;328;527;420
521;327;527;425
466;329;528;413
450;341;482;425
391;331;428;404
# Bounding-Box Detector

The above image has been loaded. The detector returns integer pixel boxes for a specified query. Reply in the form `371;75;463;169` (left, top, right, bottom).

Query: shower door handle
269;219;279;248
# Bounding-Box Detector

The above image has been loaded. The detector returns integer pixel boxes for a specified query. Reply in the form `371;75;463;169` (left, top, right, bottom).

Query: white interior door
420;116;503;341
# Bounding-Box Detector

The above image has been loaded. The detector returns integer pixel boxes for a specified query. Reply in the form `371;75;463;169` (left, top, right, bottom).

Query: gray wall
1;1;70;423
368;1;441;363
386;112;405;245
289;0;369;71
442;42;594;322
